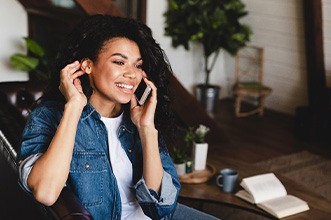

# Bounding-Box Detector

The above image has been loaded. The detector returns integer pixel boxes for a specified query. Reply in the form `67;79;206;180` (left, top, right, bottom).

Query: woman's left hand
131;78;163;193
130;77;157;129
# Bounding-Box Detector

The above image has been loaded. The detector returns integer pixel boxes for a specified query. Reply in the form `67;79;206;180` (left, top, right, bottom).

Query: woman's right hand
59;61;87;109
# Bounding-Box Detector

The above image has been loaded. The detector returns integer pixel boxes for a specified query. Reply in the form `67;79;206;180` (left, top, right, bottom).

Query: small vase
192;142;208;170
174;162;186;176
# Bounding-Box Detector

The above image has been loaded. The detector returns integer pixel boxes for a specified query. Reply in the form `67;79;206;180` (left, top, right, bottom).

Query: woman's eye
113;60;124;65
135;64;143;69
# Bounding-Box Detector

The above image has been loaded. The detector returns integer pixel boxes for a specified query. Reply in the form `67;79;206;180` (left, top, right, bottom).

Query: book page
258;195;309;218
235;190;255;204
241;173;287;203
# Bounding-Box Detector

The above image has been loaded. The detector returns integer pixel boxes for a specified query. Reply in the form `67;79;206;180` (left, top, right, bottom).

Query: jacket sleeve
134;147;181;219
17;103;60;192
17;103;60;162
18;153;43;193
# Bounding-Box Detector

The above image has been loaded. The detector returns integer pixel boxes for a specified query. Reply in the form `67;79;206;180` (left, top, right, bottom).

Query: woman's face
88;37;144;107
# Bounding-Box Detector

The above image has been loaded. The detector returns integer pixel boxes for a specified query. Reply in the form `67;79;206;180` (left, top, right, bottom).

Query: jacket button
128;148;133;153
85;163;90;169
122;128;125;132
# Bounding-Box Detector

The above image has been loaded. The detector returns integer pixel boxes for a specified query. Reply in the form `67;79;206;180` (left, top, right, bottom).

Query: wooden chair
232;46;272;117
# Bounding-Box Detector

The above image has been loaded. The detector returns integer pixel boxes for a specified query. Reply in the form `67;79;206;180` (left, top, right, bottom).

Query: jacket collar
81;102;135;134
81;102;99;120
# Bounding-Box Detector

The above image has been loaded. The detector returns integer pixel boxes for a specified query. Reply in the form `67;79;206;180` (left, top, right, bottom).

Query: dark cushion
0;81;45;150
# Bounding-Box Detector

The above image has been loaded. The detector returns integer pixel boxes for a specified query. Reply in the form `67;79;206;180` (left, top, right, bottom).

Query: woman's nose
123;66;137;79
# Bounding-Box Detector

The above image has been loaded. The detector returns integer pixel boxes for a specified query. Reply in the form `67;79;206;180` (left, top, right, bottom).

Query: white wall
0;0;28;82
225;0;308;115
323;0;331;85
146;0;227;97
147;0;310;115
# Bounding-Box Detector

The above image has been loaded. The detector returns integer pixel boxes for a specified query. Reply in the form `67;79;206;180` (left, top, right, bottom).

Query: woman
18;15;219;220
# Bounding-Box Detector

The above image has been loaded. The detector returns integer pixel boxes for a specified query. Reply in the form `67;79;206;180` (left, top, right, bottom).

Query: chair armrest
49;187;93;220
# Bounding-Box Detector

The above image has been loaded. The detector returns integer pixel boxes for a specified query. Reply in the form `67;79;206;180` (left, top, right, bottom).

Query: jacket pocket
69;151;108;207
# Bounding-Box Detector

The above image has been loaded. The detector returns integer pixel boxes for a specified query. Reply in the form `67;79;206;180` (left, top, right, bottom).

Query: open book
235;173;309;219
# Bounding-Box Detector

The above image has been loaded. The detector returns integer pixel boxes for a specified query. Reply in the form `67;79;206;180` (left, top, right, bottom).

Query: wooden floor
207;98;331;163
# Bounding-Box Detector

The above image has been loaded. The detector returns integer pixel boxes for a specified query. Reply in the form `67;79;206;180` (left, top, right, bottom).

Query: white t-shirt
101;114;150;220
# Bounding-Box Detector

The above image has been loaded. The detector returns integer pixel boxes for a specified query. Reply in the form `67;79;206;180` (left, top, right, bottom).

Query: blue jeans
172;203;220;220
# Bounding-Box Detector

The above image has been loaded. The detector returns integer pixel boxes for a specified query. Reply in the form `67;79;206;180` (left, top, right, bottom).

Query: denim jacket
18;101;180;220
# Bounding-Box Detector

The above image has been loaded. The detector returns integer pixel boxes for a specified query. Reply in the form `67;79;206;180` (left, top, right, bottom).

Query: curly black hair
42;15;176;143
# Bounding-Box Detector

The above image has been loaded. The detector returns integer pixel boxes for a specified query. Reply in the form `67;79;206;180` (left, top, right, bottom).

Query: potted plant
164;0;252;112
10;37;51;83
191;124;210;170
171;126;195;175
171;145;187;176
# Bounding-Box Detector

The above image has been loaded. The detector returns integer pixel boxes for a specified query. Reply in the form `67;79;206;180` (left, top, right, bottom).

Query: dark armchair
0;81;93;220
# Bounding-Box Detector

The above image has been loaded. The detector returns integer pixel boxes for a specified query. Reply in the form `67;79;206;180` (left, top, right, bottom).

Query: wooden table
179;155;331;219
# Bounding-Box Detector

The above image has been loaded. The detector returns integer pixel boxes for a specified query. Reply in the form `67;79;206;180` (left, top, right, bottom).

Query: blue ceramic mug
216;168;238;192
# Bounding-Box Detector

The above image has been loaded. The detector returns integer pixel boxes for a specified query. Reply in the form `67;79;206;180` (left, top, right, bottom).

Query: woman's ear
81;58;93;74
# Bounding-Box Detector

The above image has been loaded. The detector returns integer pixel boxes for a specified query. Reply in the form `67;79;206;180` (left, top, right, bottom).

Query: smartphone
135;79;152;105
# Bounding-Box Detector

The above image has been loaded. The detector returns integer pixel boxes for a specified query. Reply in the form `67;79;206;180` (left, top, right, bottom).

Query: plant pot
196;84;220;113
192;142;208;171
174;162;186;176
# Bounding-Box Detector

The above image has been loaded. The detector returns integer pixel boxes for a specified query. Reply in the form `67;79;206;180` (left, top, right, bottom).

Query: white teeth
116;83;133;89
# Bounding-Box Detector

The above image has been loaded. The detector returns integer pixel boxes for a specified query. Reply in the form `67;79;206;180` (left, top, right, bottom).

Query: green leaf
168;0;178;10
164;0;252;84
10;54;39;72
172;146;187;163
24;37;45;57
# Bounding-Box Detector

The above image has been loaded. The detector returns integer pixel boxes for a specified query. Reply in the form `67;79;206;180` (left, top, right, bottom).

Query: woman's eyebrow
111;53;128;59
111;53;142;62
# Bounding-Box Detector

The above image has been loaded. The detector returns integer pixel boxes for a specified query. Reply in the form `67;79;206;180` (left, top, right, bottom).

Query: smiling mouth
115;83;134;90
